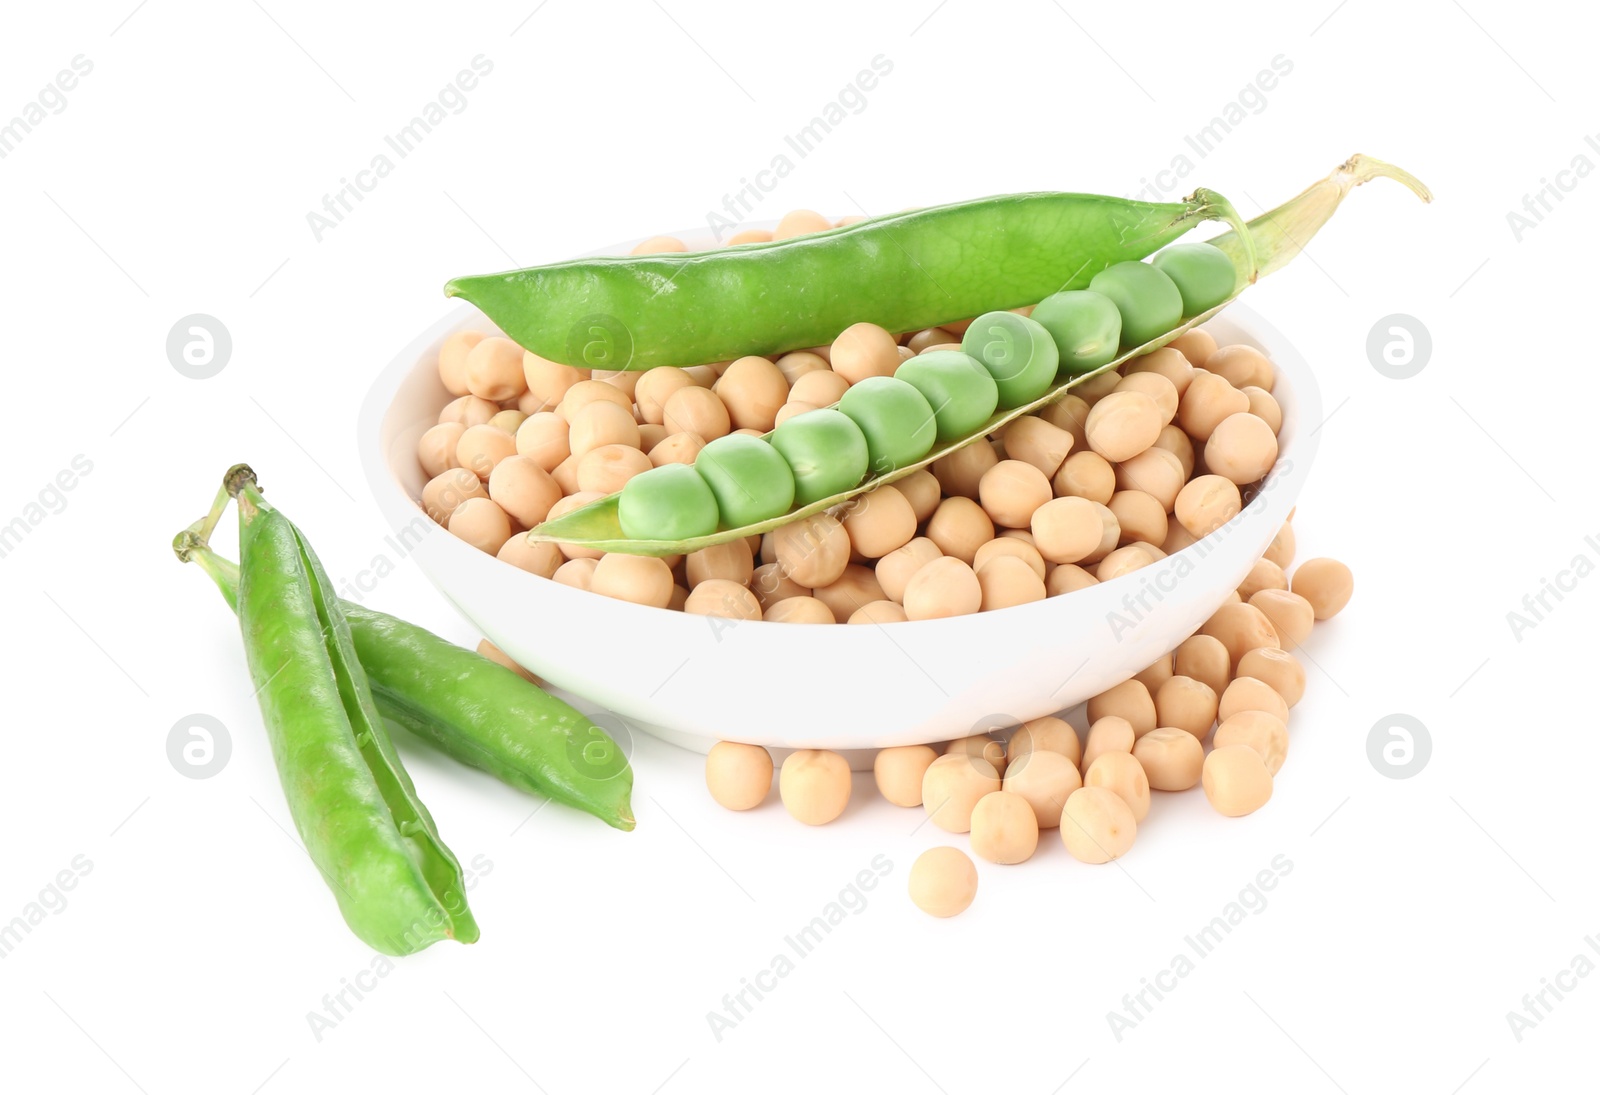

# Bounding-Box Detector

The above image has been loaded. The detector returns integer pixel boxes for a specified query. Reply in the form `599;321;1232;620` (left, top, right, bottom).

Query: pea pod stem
170;478;235;566
528;153;1428;557
187;542;241;611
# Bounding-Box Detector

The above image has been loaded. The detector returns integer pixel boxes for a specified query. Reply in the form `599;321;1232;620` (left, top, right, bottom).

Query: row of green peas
616;243;1236;542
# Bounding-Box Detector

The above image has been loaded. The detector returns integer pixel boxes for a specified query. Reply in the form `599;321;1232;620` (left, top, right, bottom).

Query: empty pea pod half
511;155;1429;557
447;187;1254;371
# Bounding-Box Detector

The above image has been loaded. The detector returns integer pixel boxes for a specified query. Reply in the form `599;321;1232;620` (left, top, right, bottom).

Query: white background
2;1;1595;1091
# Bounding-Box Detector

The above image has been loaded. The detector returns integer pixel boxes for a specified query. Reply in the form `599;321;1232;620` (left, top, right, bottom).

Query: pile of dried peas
415;208;1356;918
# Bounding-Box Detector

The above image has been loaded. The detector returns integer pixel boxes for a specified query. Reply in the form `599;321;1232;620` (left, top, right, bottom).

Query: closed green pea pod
349;613;636;830
231;473;477;955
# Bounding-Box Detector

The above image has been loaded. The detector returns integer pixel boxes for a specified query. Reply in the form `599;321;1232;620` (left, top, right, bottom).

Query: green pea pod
527;153;1429;558
445;188;1252;370
349;608;637;832
231;471;478;954
180;536;635;832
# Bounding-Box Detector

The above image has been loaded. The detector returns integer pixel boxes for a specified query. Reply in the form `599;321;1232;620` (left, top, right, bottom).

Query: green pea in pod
229;466;478;955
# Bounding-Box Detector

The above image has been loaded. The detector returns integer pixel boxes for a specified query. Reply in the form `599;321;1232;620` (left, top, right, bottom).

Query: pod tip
1342;153;1433;204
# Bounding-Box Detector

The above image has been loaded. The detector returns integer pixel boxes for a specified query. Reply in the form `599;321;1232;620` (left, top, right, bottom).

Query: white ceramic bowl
359;237;1321;755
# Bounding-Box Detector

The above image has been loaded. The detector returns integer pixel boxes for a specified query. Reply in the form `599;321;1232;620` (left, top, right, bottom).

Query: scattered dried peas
705;742;774;810
909;846;978;917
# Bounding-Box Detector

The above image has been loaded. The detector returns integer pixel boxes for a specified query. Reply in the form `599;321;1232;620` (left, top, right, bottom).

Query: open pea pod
528;154;1429;557
446;188;1251;371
